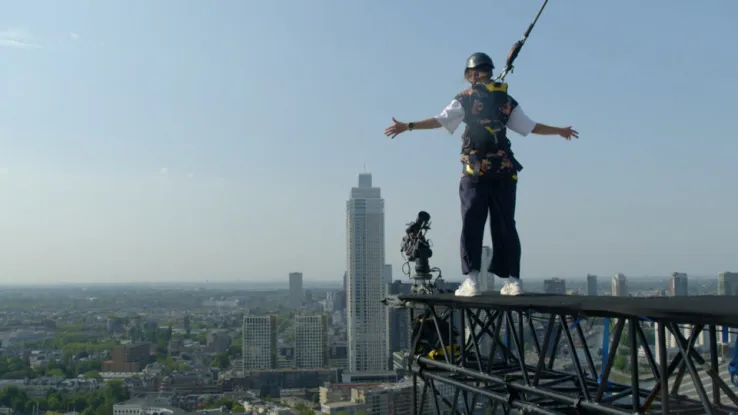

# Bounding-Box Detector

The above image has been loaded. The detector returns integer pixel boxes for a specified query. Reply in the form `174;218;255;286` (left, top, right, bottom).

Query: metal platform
391;292;738;415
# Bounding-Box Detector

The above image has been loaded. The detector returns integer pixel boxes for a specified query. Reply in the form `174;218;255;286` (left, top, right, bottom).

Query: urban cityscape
0;173;736;415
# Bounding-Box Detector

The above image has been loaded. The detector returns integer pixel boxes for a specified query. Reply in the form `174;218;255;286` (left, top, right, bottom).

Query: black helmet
466;52;495;70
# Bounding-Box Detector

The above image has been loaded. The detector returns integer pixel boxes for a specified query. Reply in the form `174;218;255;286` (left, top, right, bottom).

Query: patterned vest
455;82;523;177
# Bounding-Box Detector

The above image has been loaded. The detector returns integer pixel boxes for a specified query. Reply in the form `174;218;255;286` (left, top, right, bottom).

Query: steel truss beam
406;303;738;415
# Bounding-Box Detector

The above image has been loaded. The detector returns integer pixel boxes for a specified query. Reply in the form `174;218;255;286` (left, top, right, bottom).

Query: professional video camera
400;211;443;294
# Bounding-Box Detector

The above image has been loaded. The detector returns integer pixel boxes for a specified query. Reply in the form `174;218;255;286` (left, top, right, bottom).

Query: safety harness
459;0;550;179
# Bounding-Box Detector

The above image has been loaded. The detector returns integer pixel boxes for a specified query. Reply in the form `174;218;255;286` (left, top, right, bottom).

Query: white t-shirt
434;98;536;137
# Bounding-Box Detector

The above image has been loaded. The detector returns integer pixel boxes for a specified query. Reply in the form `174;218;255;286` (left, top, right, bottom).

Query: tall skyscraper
479;246;494;292
718;271;738;296
543;278;567;294
294;315;328;369
346;173;388;372
242;315;277;371
383;264;393;285
289;272;304;307
612;273;628;297
669;272;688;297
586;274;598;296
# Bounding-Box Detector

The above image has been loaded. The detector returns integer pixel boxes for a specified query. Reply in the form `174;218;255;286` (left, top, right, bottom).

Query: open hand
384;117;409;139
558;126;579;141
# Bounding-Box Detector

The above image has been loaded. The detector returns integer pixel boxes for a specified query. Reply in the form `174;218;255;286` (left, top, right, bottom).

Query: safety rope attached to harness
496;0;550;82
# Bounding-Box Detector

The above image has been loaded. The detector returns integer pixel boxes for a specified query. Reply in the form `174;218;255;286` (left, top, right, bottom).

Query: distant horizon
0;272;728;288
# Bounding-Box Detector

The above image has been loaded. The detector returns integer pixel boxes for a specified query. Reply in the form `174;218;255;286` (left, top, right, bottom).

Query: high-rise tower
294;315;328;368
586;274;598;296
289;272;304;307
611;273;628;297
669;272;688;297
346;173;387;372
242;315;277;371
718;271;738;296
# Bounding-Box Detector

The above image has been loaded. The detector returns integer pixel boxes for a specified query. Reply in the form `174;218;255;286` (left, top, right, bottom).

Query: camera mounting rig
400;211;443;295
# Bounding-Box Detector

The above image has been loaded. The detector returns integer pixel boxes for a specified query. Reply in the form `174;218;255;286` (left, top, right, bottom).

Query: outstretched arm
532;123;578;140
507;105;578;140
409;118;442;130
385;99;463;139
384;117;441;138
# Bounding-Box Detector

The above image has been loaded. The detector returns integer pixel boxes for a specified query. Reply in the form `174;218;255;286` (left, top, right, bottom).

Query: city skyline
0;270;735;287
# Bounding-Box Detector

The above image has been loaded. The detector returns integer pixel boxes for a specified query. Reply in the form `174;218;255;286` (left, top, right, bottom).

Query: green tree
0;386;29;410
143;327;158;343
156;338;169;356
293;403;316;415
228;337;243;358
0;357;38;379
47;368;66;378
614;355;628;371
47;394;62;411
83;370;102;380
210;352;231;369
105;380;130;403
207;397;243;410
77;359;103;376
157;356;191;373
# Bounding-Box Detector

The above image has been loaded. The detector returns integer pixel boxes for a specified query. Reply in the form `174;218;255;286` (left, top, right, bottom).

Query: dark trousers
459;174;521;279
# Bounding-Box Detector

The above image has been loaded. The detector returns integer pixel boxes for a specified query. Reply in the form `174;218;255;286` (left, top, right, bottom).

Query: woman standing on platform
384;52;578;297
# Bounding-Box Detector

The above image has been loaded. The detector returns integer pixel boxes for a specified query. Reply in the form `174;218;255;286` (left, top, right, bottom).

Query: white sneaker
500;278;522;296
455;278;480;297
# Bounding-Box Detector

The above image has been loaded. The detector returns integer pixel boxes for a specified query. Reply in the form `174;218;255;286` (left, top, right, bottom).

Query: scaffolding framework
394;293;738;415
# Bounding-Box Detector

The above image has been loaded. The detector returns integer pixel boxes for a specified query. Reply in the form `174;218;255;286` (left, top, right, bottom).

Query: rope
496;0;550;82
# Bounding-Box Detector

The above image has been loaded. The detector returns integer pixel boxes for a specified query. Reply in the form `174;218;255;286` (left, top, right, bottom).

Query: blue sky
1;0;736;284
